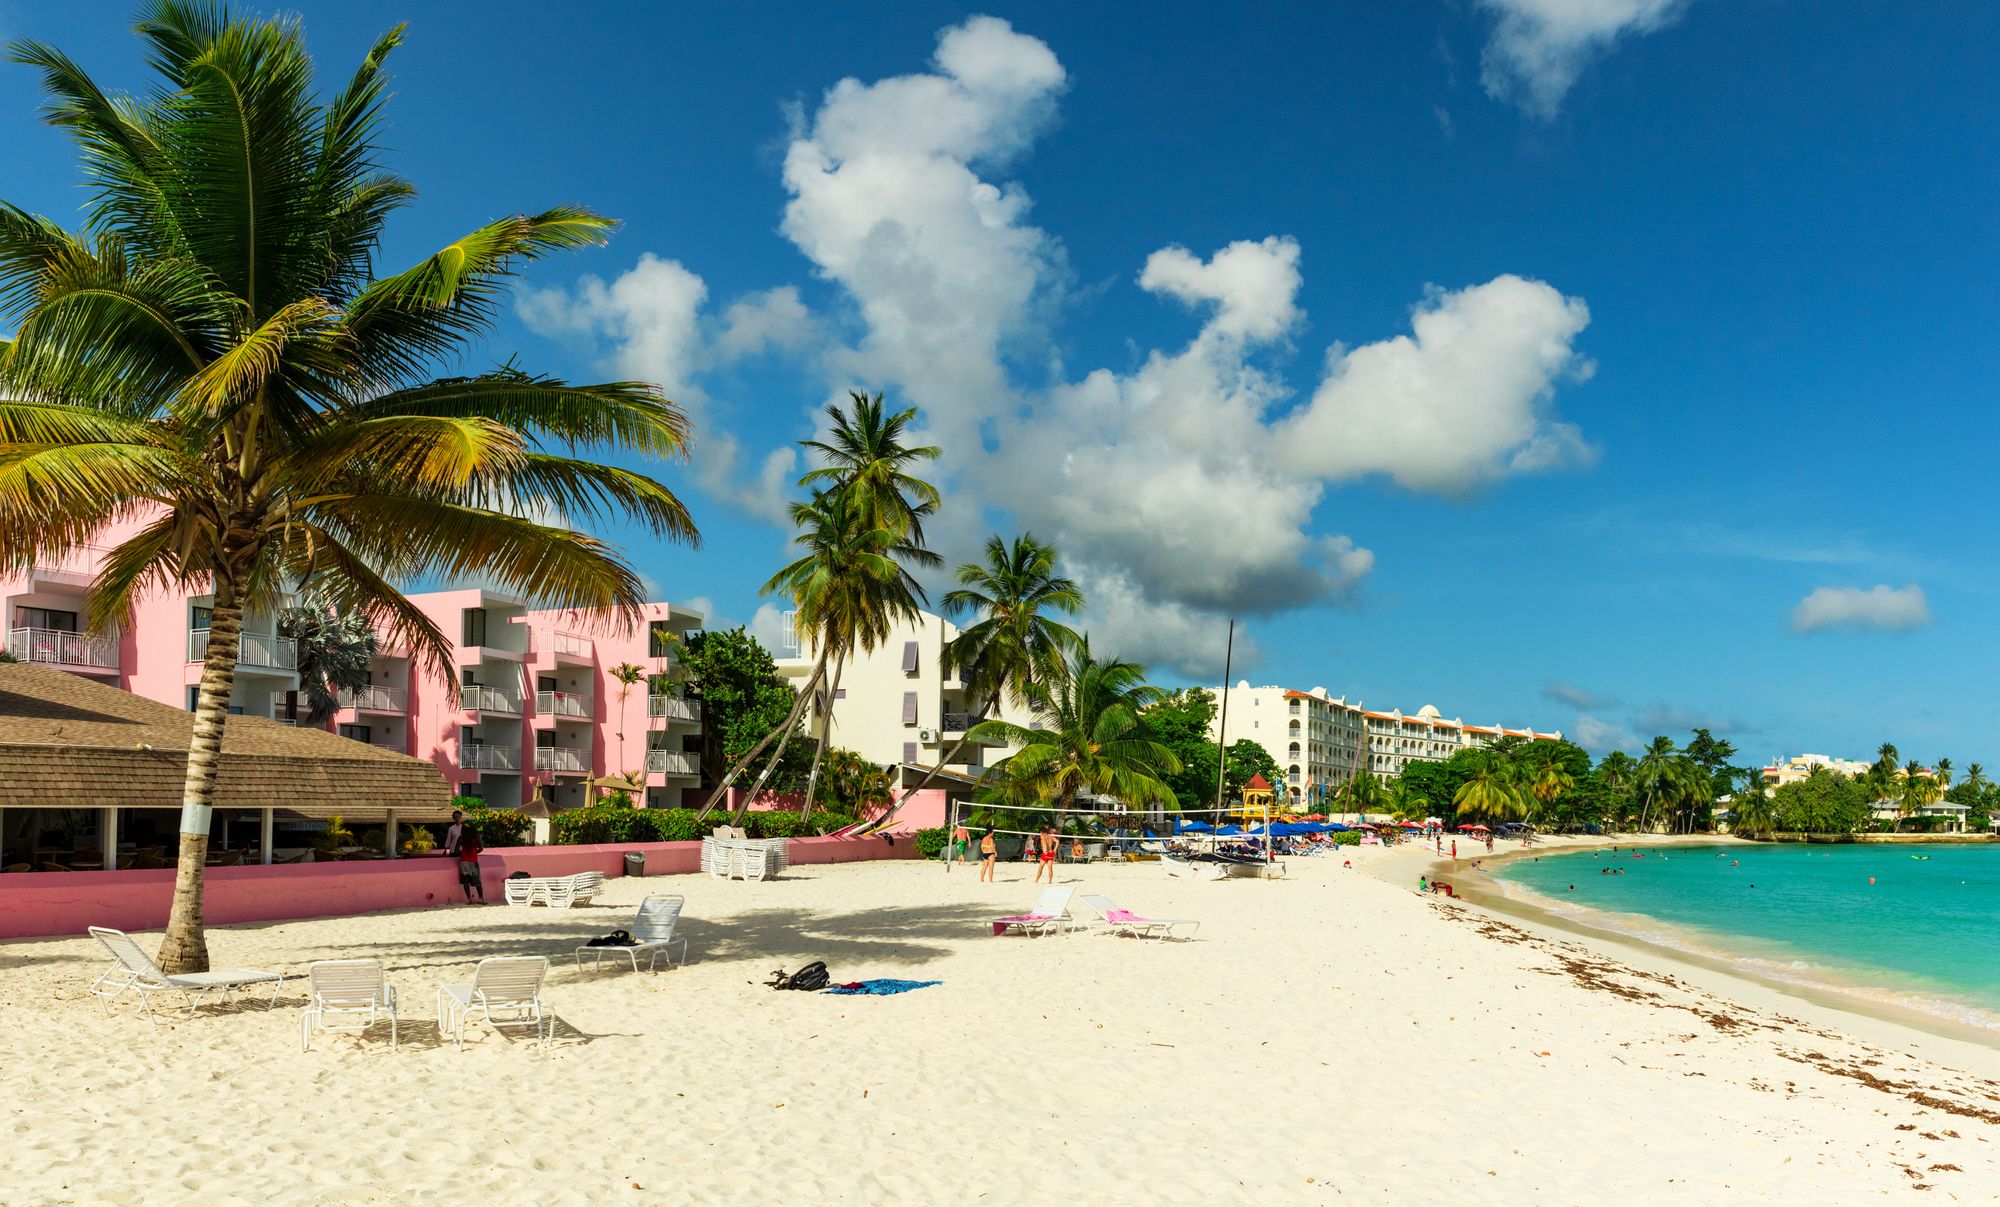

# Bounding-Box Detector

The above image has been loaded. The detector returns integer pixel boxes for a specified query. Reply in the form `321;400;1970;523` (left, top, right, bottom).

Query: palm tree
867;533;1082;832
1335;771;1389;818
1936;757;1954;790
1597;751;1637;831
1876;743;1900;774
1731;766;1775;839
1529;759;1575;825
1386;779;1431;822
799;390;941;542
0;8;696;971
1966;763;1988;794
608;662;646;784
707;489;929;822
1453;757;1527;822
1899;758;1941;829
1634;736;1680;833
280;591;378;723
966;642;1179;819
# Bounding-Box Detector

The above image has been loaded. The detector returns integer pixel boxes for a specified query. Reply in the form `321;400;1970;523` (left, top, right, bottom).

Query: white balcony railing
463;685;522;715
535;690;593;719
552;630;591;659
646;750;697;775
461;745;517;771
338;684;407;713
648;695;701;722
188;629;297;670
7;627;118;670
534;746;587;774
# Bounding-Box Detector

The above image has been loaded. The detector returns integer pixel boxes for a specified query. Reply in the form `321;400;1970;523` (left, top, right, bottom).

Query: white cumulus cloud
1573;712;1640;754
1792;584;1931;634
1477;0;1689;119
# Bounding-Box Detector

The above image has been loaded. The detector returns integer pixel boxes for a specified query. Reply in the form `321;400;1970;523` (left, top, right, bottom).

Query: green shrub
914;827;950;858
464;806;533;848
1328;830;1361;847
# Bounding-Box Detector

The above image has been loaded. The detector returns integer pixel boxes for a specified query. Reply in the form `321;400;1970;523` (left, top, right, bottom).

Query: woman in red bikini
1034;825;1058;884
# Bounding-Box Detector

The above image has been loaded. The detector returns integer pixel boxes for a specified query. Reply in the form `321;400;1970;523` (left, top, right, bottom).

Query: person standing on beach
455;823;485;904
979;828;998;882
444;809;466;856
1451;839;1457;859
951;821;971;865
1034;825;1058;883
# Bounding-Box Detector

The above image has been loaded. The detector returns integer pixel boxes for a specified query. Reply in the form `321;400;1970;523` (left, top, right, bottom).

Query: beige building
1759;753;1874;787
1211;682;1560;805
775;610;1032;784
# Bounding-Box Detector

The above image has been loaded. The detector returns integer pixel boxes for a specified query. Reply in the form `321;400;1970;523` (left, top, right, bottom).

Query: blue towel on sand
823;979;941;996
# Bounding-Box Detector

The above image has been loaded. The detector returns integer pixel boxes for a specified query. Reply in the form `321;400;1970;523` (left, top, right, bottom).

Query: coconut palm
704;489;928;822
0;8;696;972
1876;743;1900;774
1452;757;1528;822
1899;758;1941;828
1633;736;1680;833
1966;763;1988;794
966;642;1179;818
1935;757;1954;790
1596;751;1637;830
1528;759;1575;824
866;533;1082;831
279;591;378;723
1731;766;1776;839
1335;771;1390;818
608;662;646;783
1386;779;1431;822
798;390;941;543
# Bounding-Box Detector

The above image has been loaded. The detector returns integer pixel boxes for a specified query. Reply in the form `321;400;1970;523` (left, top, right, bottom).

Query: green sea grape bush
463;806;534;848
914;827;951;858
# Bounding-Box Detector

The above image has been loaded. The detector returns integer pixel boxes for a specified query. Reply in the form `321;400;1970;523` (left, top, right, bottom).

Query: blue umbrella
1176;819;1213;833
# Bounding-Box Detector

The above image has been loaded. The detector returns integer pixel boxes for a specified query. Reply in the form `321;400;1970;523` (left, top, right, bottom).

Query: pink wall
717;787;950;835
0;835;917;940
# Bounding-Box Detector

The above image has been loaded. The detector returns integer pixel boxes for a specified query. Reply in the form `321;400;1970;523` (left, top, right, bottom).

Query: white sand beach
4;842;1999;1205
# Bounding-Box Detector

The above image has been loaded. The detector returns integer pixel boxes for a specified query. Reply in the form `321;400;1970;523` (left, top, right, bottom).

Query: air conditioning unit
917;727;938;743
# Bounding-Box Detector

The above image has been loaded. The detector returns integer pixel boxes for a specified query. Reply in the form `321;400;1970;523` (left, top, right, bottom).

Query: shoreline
1389;833;2000;1065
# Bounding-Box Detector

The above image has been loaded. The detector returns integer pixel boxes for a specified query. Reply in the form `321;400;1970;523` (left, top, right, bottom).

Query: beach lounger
989;886;1077;937
503;871;605;908
575;894;689;973
300;958;398;1052
87;925;284;1024
437;956;551;1049
1079;894;1199;941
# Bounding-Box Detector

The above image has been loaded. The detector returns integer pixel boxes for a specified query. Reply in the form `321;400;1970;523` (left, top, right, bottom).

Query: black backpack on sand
767;961;829;991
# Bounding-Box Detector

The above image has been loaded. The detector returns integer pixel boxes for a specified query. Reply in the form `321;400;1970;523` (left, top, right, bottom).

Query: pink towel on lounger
992;914;1050;936
1104;909;1143;924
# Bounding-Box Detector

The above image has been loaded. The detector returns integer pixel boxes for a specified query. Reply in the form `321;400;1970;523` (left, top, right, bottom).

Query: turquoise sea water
1497;843;2000;1031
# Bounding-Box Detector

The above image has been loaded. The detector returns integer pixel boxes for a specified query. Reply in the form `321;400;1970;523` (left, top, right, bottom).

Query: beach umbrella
1216;825;1244;835
1324;823;1349;832
1176;818;1213;833
1398;820;1421;829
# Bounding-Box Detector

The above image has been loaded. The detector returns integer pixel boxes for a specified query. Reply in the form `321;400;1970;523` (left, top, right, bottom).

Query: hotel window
900;641;919;674
648;620;674;657
16;606;78;632
461;608;488;647
460;726;483;748
339;724;372;743
191;604;214;629
902;692;919;725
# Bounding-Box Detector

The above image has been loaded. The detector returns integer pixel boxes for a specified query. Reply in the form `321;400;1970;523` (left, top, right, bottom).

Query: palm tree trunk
732;679;817;826
862;688;1002;834
156;584;244;975
695;655;825;819
798;657;845;820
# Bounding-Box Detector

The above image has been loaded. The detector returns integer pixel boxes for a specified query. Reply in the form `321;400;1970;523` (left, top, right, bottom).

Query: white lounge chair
87;925;284;1024
503;871;606;908
575;894;689;973
300;958;398;1051
1080;894;1200;941
437;956;551;1049
988;886;1077;937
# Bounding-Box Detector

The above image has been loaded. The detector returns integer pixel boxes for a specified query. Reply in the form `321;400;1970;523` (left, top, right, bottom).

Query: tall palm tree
1876;742;1900;774
1634;736;1680;833
1899;758;1940;829
1596;750;1637;830
608;662;646;784
705;489;928;822
1965;762;1988;794
1935;757;1954;790
966;642;1179;818
0;7;695;972
1386;779;1431;822
798;390;941;542
865;533;1082;832
1528;759;1575;826
1335;770;1389;818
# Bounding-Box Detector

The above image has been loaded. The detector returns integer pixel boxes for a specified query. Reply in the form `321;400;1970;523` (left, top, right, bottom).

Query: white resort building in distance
774;610;1034;788
1212;682;1561;806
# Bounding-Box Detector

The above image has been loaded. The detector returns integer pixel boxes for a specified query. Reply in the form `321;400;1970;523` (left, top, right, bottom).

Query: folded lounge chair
989;886;1077;937
1080;894;1199;941
575;894;689;973
301;958;398;1051
437;956;551;1049
87;925;284;1024
503;870;606;908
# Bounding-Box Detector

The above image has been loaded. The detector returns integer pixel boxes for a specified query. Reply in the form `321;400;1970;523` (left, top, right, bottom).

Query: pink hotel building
2;521;706;810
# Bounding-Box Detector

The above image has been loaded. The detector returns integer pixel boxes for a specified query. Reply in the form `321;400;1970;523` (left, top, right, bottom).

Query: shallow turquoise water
1497;843;2000;1026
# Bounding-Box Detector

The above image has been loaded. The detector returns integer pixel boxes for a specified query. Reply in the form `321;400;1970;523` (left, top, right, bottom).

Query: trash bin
623;851;645;878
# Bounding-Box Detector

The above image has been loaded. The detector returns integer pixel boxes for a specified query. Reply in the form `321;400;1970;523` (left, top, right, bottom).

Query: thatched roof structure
0;662;450;821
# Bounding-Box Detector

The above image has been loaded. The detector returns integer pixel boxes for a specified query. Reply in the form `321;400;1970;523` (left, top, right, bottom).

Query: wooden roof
0;663;450;821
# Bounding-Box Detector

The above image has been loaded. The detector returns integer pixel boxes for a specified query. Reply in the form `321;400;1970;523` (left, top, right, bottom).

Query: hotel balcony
337;684;407;714
6;627;119;675
646;750;698;776
548;630;593;666
533;690;594;722
462;745;518;772
463;685;522;716
534;746;588;775
648;695;701;723
940;711;1001;744
188;629;297;671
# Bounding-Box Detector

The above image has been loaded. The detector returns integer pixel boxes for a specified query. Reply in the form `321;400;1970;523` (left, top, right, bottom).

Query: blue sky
3;2;1996;766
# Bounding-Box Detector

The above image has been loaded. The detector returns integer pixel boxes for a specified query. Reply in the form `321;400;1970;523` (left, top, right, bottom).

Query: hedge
914;827;950;858
551;806;860;847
